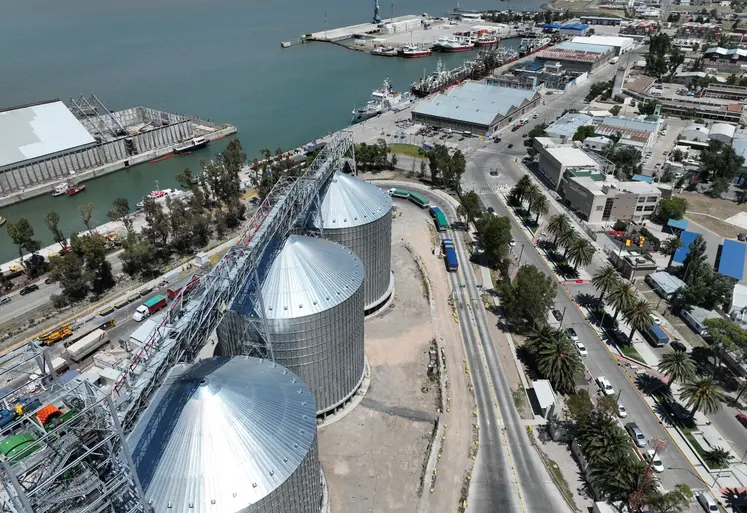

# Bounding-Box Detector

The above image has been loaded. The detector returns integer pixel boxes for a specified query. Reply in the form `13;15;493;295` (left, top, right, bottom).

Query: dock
303;15;422;43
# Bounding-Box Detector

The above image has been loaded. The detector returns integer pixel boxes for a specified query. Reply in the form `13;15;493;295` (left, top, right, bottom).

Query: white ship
351;77;409;124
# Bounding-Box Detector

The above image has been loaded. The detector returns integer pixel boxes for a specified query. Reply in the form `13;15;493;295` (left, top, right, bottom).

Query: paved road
460;58;709;493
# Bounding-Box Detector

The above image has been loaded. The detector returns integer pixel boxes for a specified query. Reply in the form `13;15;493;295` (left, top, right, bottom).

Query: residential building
583;136;612;151
561;176;662;223
570;35;636;56
411;81;541;135
607;248;658;280
681;306;721;336
646;271;686;300
702;47;747;72
704;84;747;101
681;123;710;142
486;74;538;91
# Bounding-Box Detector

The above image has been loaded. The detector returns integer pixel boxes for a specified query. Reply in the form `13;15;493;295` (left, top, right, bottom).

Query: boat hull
401;50;432;57
174;140;209;155
433;46;473;52
474;40;499;47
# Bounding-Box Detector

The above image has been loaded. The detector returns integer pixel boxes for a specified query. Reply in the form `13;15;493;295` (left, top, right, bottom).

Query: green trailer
391;189;410;198
408;192;429;208
435;211;449;232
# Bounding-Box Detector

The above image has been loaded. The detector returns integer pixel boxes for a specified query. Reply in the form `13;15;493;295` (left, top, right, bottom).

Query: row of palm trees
546;213;595;271
510;175;550;224
527;326;584;394
592;265;654;343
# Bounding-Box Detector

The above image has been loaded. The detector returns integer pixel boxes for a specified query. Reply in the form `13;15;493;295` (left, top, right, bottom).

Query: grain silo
218;234;365;416
129;356;324;513
312;172;393;312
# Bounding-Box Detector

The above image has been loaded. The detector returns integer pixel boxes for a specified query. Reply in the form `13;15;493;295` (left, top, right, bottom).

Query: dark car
670;341;687;352
493;137;502;143
737;413;747;429
19;284;39;296
44;277;54;285
552;309;563;322
522;133;528;138
507;143;514;149
739;233;746;242
487;207;496;215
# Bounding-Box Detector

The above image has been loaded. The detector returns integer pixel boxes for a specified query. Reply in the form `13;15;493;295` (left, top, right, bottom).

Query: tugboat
66;184;86;196
52;182;70;197
173;136;208;155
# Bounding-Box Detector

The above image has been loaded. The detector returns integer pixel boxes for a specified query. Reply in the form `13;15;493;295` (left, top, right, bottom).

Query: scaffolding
111;131;354;434
0;342;146;513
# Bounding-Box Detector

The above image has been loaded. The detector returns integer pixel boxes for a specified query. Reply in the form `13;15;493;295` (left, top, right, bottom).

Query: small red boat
66;184;86;196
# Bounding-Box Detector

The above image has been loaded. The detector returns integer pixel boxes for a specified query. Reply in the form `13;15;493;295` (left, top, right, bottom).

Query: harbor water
0;0;544;262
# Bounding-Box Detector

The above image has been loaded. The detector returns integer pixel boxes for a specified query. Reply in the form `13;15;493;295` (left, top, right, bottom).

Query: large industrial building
570;35;635;56
412;81;541;135
312;172;393;312
535;41;614;73
217;235;366;416
129;356;325;513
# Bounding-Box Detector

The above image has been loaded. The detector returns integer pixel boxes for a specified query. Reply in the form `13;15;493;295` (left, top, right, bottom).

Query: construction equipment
37;324;74;346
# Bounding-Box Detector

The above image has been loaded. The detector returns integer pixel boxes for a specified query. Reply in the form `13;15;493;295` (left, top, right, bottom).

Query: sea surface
0;0;544;262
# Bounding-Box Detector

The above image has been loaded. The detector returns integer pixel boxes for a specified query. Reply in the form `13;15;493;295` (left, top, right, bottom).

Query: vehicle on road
44;277;54;285
596;376;615;396
19;285;39;296
644;450;664;472
507;143;513;149
567;327;579;341
643;324;669;347
0;297;10;307
66;328;109;362
617;402;627;418
133;295;168;322
574;341;588;356
487;207;495;215
625;422;647;447
697;492;719;512
509;239;516;247
650;314;661;325
670;341;687;352
552;309;563;322
736;413;747;429
442;239;459;272
493;137;501;143
738;233;746;242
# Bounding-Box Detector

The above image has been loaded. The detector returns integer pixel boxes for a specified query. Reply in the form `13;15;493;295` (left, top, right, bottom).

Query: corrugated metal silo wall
322;207;392;308
247;434;322;513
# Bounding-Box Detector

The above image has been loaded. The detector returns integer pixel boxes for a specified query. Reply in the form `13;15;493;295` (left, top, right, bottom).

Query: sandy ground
319;199;475;513
681;190;744;239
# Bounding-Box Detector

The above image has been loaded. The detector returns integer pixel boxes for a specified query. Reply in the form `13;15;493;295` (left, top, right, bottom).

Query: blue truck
429;206;442;218
442;239;459;272
644;324;670;347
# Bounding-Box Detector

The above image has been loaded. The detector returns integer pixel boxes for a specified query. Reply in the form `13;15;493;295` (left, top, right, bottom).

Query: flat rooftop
0;100;96;170
546;146;599;167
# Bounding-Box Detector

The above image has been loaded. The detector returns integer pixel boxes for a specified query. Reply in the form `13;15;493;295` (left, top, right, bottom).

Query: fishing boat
173;136;208;155
136;181;178;208
399;44;432;57
372;45;398;56
432;37;474;52
66;184;86;196
474;35;499;47
52;183;70;197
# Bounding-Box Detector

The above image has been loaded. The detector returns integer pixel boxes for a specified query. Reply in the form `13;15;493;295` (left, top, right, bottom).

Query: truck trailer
442;239;459;272
66;329;109;362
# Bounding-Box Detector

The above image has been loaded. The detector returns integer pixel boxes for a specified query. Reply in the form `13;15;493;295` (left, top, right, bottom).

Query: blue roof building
718;240;746;280
559;24;591;36
546;112;594;142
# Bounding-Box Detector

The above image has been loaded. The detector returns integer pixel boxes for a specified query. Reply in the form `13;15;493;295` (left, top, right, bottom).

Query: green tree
49;252;88;303
107;197;133;234
592;265;620;303
175;167;196;190
654;197;688;223
565;389;594;424
704;447;732;468
680;377;727;417
698;139;745;181
704;318;747;371
572;125;596;142
638;100;661;115
623;297;654;343
499;264;558;331
576;409;631;465
567;237;594;271
602;145;642;179
648;484;693;513
667;46;686;79
44;211;67;251
78;235;115;294
658;351;697;391
459;191;482;223
547;214;571;246
681;234;707;284
79;202;95;234
609;105;622;116
476;215;512;268
530;191;549;223
527;123;548;138
661;237;684;268
511;175;534;206
142;197;170;248
6;218;41;263
590;457;658;508
608;281;635;321
708;177;731;198
558;229;579;260
120;234;157;277
527;326;583;394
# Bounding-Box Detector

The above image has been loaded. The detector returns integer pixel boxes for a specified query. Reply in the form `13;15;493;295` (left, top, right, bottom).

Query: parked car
567;327;579;341
0;296;10;307
697;492;719;512
650;314;661;325
625;422;647;447
507;143;513;149
645;450;665;472
670;341;687;352
44;277;54;285
596;376;615;396
552;309;563;322
509;239;516;247
487;207;495;215
736;413;747;429
493;137;502;143
617;402;628;418
574;341;588;357
738;233;746;242
19;284;39;296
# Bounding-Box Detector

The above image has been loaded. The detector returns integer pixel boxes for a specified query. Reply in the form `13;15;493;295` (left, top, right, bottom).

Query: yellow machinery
38;323;73;346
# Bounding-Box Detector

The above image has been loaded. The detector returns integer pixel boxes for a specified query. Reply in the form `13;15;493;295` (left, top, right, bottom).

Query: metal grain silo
312;172;393;312
219;234;365;416
129;356;324;513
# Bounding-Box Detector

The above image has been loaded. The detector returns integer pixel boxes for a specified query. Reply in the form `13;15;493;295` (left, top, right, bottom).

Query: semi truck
644;324;669;347
66;328;109;362
133;295;167;322
442;239;459;272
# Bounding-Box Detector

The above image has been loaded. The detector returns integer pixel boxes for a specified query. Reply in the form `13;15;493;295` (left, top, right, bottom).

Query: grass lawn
618;344;646;365
388;143;423;158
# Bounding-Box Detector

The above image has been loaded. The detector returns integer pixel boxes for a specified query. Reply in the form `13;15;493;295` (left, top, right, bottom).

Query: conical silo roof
314;172;392;229
261;234;363;319
129;356;318;512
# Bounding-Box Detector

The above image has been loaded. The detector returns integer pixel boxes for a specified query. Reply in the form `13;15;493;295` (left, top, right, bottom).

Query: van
697;492;718;512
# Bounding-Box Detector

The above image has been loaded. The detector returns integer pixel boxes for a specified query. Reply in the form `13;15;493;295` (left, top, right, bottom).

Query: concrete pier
304;15;422;43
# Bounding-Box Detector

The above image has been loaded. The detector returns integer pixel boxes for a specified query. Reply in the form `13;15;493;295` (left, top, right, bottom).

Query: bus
435;211;449;232
408;192;429;208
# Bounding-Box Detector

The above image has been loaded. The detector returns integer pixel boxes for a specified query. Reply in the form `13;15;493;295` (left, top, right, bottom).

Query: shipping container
66;329;109;362
408;192;430;208
643;324;669;347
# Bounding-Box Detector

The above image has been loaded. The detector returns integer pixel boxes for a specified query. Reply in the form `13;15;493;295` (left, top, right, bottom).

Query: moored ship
351;77;409;124
433;37;474;52
173;136;208;155
399;44;432;58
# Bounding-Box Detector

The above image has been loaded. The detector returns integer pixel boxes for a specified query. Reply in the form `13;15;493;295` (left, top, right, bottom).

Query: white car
509;239;517;247
596;376;615;396
617;402;628;418
651;314;661;325
645;450;665;472
575;341;588;357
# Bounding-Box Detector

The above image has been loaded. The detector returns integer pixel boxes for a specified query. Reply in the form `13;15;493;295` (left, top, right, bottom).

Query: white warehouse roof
0;100;96;170
709;123;736;142
545;146;599;168
571;35;635;51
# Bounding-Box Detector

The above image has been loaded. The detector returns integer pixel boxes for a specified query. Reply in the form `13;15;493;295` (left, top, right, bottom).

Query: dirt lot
319;200;474;513
681;191;744;239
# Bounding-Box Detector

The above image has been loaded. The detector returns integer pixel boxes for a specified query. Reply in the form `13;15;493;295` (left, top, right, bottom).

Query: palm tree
680;377;727;417
525;183;541;213
589;454;657;507
576;410;631;465
592;265;620;303
661;237;684;268
704;447;732;468
528;327;583;394
623;297;654;343
558;229;579;260
608;281;635;321
531;192;549;224
513;175;533;205
547;214;571;246
658;351;697;391
567;238;595;271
